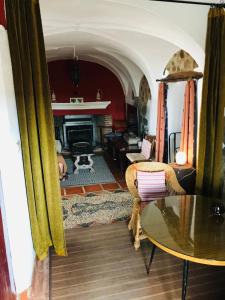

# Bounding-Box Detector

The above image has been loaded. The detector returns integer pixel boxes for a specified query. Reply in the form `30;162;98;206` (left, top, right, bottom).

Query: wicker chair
125;162;186;250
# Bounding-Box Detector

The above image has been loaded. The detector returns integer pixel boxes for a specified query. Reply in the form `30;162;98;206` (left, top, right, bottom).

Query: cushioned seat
57;154;68;180
126;138;154;163
125;162;186;250
126;152;147;162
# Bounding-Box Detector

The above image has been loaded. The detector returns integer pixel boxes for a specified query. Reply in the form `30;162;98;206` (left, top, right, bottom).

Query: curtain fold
180;80;196;166
5;0;66;259
196;8;225;197
155;82;167;162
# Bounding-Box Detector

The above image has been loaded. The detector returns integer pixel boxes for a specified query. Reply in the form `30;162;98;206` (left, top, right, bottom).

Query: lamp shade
175;151;186;165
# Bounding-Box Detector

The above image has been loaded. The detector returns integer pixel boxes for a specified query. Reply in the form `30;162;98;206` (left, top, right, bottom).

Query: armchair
125;162;186;250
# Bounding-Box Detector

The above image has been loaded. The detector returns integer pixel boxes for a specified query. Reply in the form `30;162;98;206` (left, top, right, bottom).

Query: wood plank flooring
50;222;225;300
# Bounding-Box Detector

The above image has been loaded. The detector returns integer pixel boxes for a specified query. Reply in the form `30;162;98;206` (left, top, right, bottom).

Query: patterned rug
61;156;115;187
62;190;132;229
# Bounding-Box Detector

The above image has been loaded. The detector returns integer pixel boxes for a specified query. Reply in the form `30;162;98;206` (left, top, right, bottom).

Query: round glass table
141;195;225;300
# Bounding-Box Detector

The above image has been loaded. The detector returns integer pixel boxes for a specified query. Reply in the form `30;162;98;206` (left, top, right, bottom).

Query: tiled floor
61;152;127;197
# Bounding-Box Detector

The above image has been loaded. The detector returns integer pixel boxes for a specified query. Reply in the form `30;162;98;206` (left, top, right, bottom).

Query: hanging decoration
71;47;80;86
138;75;151;137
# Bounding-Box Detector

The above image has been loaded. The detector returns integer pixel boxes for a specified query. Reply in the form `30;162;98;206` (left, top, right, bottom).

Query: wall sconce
175;151;186;165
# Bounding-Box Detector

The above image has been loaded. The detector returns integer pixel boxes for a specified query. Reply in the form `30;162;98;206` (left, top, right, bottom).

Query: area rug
60;156;115;187
62;190;132;229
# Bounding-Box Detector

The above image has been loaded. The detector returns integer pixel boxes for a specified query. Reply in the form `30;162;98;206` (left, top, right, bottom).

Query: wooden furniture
106;135;141;171
141;195;225;300
169;163;196;194
125;162;185;250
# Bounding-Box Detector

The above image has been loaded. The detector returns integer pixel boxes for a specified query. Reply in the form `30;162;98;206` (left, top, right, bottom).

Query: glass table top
141;195;225;265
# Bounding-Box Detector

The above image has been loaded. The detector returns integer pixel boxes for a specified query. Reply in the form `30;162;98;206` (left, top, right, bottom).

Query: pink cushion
137;170;168;201
140;139;152;159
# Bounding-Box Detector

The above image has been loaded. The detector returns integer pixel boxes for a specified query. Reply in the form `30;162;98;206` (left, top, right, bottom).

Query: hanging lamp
71;46;80;86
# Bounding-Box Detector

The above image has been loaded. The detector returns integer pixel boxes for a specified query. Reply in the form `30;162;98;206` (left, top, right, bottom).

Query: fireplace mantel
52;101;111;110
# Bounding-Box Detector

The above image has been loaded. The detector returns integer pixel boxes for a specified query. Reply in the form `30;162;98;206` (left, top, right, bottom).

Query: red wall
0;211;16;300
0;0;6;27
48;60;126;123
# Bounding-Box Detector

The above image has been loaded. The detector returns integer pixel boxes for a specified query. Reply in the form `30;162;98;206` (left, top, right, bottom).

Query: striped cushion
137;170;168;201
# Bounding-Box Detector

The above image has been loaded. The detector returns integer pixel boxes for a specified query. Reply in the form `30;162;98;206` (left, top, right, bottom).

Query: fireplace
67;125;93;146
63;115;97;148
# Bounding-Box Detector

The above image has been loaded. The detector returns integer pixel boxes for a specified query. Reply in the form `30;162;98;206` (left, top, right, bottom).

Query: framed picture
70;97;84;103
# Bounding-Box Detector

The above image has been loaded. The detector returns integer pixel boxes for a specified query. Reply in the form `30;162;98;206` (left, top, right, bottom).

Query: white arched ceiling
40;0;208;66
40;0;215;132
40;0;210;96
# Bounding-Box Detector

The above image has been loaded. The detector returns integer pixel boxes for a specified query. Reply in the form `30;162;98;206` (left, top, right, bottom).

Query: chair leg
134;213;142;250
147;244;156;274
182;260;189;300
134;236;140;250
128;202;139;231
128;212;135;230
128;219;133;230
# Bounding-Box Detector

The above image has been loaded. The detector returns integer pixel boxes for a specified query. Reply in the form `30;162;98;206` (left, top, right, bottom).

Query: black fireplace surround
67;125;93;147
62;115;96;149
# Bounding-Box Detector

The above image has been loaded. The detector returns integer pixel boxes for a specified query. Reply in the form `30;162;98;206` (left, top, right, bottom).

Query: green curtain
5;0;67;259
196;8;225;197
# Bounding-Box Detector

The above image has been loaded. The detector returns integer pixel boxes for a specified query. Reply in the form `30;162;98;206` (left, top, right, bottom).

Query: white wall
0;26;35;294
167;82;186;161
167;82;186;136
40;0;207;135
148;81;185;159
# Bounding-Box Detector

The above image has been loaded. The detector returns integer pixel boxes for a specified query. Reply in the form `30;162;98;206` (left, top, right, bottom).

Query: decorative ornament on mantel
96;89;102;101
51;90;56;102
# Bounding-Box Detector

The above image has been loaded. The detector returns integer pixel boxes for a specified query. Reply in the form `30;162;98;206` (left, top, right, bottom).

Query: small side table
71;142;95;174
169;163;196;194
73;154;95;174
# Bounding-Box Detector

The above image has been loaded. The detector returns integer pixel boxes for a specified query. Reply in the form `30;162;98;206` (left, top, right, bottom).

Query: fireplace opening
59;114;113;149
67;125;93;147
62;115;97;149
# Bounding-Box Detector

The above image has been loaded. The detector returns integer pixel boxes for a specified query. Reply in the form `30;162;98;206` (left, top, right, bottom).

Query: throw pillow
137;170;168;201
141;139;152;159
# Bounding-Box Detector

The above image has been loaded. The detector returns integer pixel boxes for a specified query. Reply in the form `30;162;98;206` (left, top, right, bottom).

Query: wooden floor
50;222;225;300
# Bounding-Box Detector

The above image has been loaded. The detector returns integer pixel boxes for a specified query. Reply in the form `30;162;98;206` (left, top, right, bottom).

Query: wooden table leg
147;244;156;275
182;260;189;300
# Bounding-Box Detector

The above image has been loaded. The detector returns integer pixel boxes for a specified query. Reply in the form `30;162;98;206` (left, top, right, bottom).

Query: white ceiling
40;0;211;97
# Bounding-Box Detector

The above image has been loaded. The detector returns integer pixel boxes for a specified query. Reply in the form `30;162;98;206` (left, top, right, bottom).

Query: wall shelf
51;101;111;110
